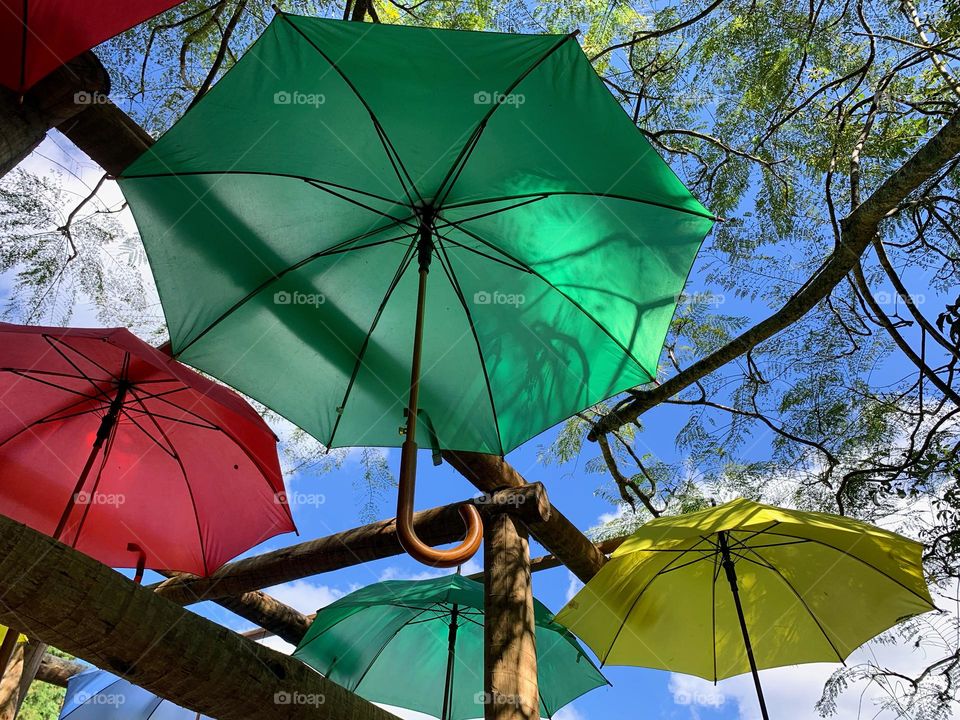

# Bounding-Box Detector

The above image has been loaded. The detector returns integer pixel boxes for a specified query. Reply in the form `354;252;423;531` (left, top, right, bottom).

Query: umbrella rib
433;232;532;273
326;237;418;448
432;232;506;456
0;370;108;404
441;191;719;223
276;11;423;206
760;531;935;608
0;392;104;449
433;194;549;231
0;368;112;383
47;333;118;379
41;335;116;400
175;221;417;356
143;695;167;720
743;546;847;664
652;548;719;575
123;407;219;432
130;386;294;533
303;179;416;226
432;31;579;208
438;217;657;383
123;385;224;430
119;170;411;209
599;538;713;665
127;385;211;575
352;604;439;693
118;392;179;458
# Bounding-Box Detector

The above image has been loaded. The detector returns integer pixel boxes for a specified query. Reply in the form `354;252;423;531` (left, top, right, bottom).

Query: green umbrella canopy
292;574;608;720
119;14;714;456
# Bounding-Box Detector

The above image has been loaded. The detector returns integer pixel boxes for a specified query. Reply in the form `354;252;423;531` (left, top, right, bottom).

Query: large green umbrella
292;574;608;720
119;13;714;565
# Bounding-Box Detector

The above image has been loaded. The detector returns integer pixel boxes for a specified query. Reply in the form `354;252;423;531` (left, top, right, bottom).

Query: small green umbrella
119;13;714;565
293;574;608;720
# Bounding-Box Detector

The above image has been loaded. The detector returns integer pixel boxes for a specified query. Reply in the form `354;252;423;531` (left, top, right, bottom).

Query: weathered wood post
483;511;538;720
0;52;110;177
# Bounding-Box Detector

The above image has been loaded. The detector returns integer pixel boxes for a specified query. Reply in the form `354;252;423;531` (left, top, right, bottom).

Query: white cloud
265;579;344;614
552;704;586;720
596;505;629;526
669;635;960;720
378;559;483;583
565;571;583;603
258;635;296;655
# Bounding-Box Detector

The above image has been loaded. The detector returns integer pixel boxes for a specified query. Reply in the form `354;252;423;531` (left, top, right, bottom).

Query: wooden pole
483;513;538;720
35;655;86;688
445;451;608;583
0;512;401;720
153;484;548;606
0;643;23;720
0;634;16;681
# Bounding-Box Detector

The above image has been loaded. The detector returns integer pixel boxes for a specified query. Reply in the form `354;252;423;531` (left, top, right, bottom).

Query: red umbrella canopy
0;323;296;576
0;0;185;92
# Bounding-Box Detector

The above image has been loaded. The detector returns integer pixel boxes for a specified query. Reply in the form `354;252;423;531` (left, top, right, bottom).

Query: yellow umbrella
0;625;27;646
555;498;935;720
0;624;28;677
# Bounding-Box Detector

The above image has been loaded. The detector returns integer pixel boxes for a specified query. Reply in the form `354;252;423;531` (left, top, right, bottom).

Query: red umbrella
0;323;295;576
0;0;185;92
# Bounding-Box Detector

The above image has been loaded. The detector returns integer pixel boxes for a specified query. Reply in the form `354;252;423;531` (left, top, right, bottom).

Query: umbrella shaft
718;532;770;720
441;604;459;720
405;266;429;443
53;384;128;542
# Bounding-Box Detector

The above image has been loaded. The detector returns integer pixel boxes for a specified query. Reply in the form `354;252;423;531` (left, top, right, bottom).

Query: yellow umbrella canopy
0;625;26;645
555;498;935;718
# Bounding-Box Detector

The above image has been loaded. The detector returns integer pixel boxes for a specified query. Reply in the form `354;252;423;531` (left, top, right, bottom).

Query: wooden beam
36;654;86;688
0;513;401;720
57;98;153;176
0;52;109;177
241;534;630;646
469;536;627;581
444;452;608;583
483;512;538;720
152;484;549;606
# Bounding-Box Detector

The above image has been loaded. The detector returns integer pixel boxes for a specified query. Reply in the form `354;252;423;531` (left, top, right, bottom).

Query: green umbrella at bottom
293;574;607;720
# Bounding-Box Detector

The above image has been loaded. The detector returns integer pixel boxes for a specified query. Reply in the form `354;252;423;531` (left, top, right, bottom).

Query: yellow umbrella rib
600;536;718;666
760;530;935;608
736;545;846;664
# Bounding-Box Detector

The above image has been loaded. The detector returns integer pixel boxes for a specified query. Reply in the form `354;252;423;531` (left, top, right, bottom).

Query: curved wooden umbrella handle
396;438;482;568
